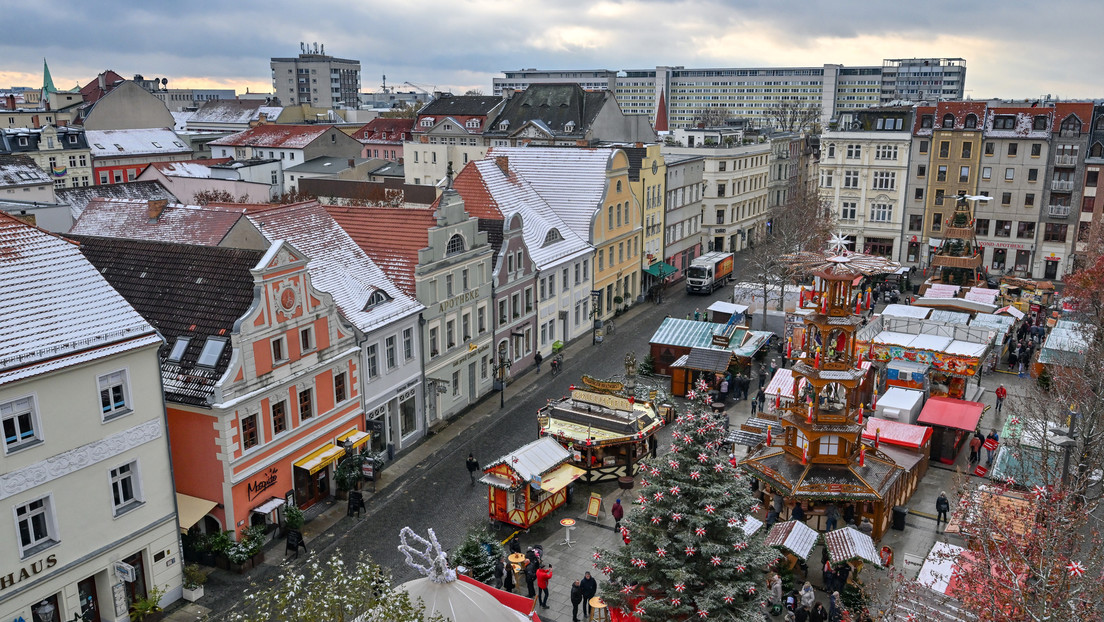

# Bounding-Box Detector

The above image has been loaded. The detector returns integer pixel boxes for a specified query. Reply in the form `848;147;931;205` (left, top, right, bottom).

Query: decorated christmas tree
450;526;504;585
595;382;776;621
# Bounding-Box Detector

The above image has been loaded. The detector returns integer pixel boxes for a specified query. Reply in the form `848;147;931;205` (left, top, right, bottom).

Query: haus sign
248;467;280;501
0;554;57;591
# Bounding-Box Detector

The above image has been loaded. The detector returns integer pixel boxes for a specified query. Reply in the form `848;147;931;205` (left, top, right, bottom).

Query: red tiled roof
451;160;503;220
912;105;936;135
209;124;332;148
1053;102;1094;132
80;70;125;104
325;206;437;296
354;118;415;142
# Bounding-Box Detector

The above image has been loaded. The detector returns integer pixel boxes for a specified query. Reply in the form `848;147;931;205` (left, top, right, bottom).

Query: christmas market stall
480;437;585;528
765;520;819;561
537;385;665;482
916;397;985;465
740;238;912;539
823;526;883;568
988;415;1066;489
706;300;749;324
649;317;774;394
862;417;932;497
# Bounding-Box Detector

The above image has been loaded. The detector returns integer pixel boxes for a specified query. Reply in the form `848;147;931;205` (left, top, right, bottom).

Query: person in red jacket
536;564;553;609
611;498;624;531
995;384;1007;413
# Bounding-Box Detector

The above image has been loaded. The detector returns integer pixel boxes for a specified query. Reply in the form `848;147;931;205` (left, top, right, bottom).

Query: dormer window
941;113;955;129
993;115;1015;130
1061;115;1082;135
445;234;466;256
465;119;480;129
543;229;564;246
920;115;933;129
1033;115;1048;130
499;120;509;131
167;337;190;362
420;117;435;127
564;121;575;133
964;114;977;129
363;289;391;310
197;337;227;367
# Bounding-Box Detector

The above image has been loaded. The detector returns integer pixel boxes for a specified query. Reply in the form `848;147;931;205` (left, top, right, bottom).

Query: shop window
400;390;417;437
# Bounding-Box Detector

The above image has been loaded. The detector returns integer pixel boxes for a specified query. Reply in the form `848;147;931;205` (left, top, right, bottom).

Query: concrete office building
271;44;361;108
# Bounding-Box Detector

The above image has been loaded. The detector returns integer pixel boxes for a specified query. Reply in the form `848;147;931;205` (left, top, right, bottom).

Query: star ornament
711;555;722;566
747;586;757;595
828;231;851;255
1033;485;1048;499
723;595;736;604
651;516;663;525
704;504;716;514
671;597;682;606
698;609;709;618
672;513;684;522
695;527;707;537
736;564;747;573
727;517;740;527
669;460;680;469
685;545;697;556
670;485;682;495
592;552;602;560
656;547;668;557
690;470;701;480
622;584;635;594
603;565;612;575
698;453;710;463
654;491;665;501
674;582;686;593
713;463;726;472
1068;561;1086;577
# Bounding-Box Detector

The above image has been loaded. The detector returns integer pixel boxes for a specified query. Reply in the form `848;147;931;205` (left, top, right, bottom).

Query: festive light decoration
807;399;814;423
874;427;880;450
802;445;808;465
786;338;792;358
857;403;864;425
1068;561;1086;577
684;545;696;556
815;346;821;369
859;446;865;467
695;527;707;537
766;425;772;445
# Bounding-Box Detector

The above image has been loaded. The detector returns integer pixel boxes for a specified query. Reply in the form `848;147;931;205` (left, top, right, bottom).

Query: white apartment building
819;108;914;259
0;215;182;622
662;154;705;282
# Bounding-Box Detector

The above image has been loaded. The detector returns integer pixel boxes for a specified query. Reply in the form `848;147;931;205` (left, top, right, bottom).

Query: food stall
870;331;988;400
538;387;665;482
883;359;928;393
480;437;585;528
706;300;749;324
916;397;985;464
862;417;932;497
874;387;925;424
648;317;773;382
668;347;734;397
998;277;1055;316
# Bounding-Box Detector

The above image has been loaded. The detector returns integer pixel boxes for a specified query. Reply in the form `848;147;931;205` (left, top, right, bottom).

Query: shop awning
917;397;984;432
643;261;676;278
176;493;217;534
765;520;819;561
336;429;370;450
995;305;1025;320
862;417;932;449
539;463;586;494
293;443;345;474
251;496;286;515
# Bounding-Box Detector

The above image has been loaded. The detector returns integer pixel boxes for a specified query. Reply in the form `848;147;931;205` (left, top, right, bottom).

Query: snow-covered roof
85;128;191;157
0;155;51;187
170;110;194;131
56;180;176;220
148;160;213;178
70;198;247;246
209;124;332;149
484;147;615;241
0;214;160;385
485;437;571;482
880;304;929;319
245;202;423;333
186;100;279;127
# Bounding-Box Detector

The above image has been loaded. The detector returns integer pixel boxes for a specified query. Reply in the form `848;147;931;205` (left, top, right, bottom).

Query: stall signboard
571;389;633;412
872;344;980;376
587;493;603;520
361;461;374;480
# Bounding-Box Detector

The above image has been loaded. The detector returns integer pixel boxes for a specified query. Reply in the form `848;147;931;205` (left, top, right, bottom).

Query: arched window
445;234;466;256
616;180;622;193
826;143;836;158
543;229;563;246
363;289;392;310
1096;116;1104;131
964;114;978;129
1061;115;1082;135
1092;142;1103;158
941;113;955;129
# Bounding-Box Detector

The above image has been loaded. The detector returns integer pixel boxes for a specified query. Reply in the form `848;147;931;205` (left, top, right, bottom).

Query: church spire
42;58;57;94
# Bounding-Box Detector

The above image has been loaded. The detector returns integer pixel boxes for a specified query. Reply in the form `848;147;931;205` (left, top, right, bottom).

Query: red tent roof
862;416;933;449
916;397;984;432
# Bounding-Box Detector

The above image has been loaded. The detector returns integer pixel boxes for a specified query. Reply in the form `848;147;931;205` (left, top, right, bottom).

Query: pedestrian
524;555;538;597
534;350;543;373
842;503;855;525
536;563;553;609
611;498;624;531
800;581;815;609
466;453;479;485
493;556;505;589
936;491;950;526
792;502;806;523
758;367;768;389
756;387;766;413
986;430;999;466
503;560;516;592
824;503;839;532
770;358;779;378
766;508;780;528
741;374;751;400
570;580;584;622
795;605;809;622
694;308;701;321
829;592;843;622
822;559;836;593
810;601;828;622
508;537;522;555
858;517;873;535
751;395;759;416
769;574;784;611
720;378;729;400
968;433;982;465
580;572;597;617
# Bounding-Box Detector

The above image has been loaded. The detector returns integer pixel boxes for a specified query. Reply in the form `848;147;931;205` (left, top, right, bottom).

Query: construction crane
402;81;438;96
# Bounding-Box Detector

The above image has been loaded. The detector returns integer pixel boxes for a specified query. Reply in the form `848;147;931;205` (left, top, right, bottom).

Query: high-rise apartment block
494;59;966;131
270;44;361;108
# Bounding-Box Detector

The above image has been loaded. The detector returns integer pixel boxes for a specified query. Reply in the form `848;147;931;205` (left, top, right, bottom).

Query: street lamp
493;343;512;409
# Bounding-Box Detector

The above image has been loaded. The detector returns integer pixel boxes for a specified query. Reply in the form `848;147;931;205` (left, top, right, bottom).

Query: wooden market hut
480;437;585;528
538;387;665;482
648;316;773;386
862;417;932;498
916;397;984;465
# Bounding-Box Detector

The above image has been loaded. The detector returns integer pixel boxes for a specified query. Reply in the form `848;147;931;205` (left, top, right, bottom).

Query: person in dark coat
791;502;806;523
611;498;624;531
503;561;515;592
570;580;584;622
810;601;828;622
524;556;538;597
936;491;950;526
493;557;505;589
466;453;479;485
534;350;543;372
842;503;855;525
580;572;597;617
756;388;766;413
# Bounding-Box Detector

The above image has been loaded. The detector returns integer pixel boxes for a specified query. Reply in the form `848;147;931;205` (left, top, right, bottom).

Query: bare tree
766;101;821;133
463;89;484;96
192;189;249;205
743;179;835;329
688;106;731;128
380;102;418;119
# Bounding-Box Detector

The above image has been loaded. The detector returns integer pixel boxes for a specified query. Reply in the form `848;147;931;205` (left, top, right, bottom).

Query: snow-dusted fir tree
450;526;504;584
596;384;776;621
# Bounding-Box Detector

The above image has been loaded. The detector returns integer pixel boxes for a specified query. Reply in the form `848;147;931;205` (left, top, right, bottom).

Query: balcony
1051;179;1075;192
1048;204;1071;218
1055;155;1077;167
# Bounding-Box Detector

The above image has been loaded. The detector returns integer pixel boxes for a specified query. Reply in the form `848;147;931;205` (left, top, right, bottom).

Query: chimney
31;115;40;129
495;156;509;176
5;94;14;110
348;158;355;168
98;73;106;91
635;142;643;148
147;199;169;222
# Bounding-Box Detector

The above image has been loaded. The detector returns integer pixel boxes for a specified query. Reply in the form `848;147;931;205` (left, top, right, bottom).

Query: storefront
292;443;345;509
480;437;585;528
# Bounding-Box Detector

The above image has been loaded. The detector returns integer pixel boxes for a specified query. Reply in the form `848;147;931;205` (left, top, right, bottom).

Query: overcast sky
3;0;1101;101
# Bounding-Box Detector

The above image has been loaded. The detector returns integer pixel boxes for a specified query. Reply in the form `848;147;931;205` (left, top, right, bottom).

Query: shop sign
580;375;624;393
438;289;480;313
114;561;136;583
361;461;374;480
978;240;1029;250
571;389;632;412
0;554;57;591
247;467;280;501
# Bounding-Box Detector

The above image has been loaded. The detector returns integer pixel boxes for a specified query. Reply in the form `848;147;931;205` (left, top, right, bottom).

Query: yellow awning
336;429;370;450
540;463;586;494
176;493;218;534
293;443;345;474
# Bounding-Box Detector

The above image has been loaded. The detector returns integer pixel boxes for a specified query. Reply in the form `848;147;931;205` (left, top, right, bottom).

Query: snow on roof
463;158;591;269
70;198;247;246
0;213;160;385
0;155;51;187
148;160;213;178
170;110;194;131
325;205;437;296
484;436;570;482
880;303;929;319
56;180;176;220
244;202;423;332
209;124;332;149
485;147;615;241
85;128;191;157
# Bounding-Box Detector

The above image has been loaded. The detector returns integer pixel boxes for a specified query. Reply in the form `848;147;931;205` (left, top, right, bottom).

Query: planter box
214;554;230;570
182;586;204;602
229;560;251;574
252;550;265;566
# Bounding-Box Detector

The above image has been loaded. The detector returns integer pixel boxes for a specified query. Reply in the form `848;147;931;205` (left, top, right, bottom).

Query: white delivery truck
685;252;734;294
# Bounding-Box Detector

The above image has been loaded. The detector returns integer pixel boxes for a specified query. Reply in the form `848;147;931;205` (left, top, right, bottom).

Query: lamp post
493;343;512;409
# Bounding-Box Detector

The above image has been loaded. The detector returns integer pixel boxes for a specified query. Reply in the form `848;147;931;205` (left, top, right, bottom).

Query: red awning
916;397;985;432
457;575;542;621
862;417;933;449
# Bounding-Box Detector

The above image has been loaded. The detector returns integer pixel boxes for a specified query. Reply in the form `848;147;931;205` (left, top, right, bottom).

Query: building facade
1;215;182;622
270;46;361;108
0;125;92;190
86;128;193;185
1037;103;1093;280
662;154;705;282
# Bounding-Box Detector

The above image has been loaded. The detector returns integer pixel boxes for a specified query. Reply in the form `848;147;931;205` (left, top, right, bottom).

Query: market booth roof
765;520;819;560
176;493;218;533
740;446;903;502
917;397;984;432
862;417;932;449
480;437;572;490
823;526;882;567
642;260;676;277
707;300;749;316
